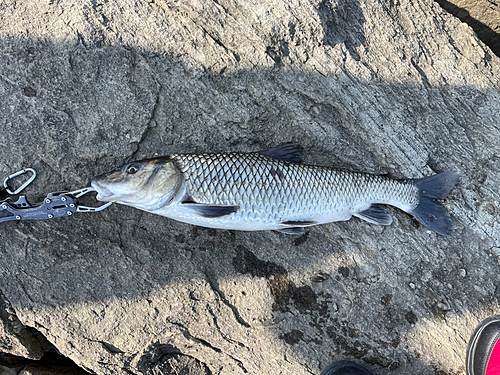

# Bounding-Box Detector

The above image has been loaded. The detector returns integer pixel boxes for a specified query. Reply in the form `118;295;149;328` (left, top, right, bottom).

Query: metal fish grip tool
0;168;112;223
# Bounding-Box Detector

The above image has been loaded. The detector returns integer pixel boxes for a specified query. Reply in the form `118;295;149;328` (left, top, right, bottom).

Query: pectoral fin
181;202;239;218
353;205;393;225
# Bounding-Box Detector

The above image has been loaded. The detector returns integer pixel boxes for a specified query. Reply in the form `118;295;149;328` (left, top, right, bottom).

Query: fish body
91;144;458;235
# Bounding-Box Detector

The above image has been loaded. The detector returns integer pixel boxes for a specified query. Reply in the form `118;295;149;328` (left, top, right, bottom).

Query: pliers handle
0;168;112;224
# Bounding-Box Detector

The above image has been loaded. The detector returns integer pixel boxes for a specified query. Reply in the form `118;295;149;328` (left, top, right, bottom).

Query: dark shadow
435;0;500;57
0;349;91;375
317;0;366;60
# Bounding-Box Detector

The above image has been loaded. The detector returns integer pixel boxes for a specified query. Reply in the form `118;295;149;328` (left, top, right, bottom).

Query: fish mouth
91;180;115;202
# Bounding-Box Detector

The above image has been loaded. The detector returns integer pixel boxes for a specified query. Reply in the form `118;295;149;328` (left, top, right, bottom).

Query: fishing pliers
0;168;111;224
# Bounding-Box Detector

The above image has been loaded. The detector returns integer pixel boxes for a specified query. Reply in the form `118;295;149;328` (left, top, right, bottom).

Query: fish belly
154;203;283;230
154;202;359;231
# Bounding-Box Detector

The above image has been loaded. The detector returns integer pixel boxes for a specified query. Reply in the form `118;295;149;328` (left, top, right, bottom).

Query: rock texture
0;291;46;360
1;0;500;374
435;0;500;56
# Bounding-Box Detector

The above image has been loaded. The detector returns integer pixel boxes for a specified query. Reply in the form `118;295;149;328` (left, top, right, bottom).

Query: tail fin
410;171;459;236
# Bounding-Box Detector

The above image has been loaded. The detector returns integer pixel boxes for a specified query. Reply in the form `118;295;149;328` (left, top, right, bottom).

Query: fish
91;144;459;236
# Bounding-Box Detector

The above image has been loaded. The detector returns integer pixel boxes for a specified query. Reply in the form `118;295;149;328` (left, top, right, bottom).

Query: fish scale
170;152;419;228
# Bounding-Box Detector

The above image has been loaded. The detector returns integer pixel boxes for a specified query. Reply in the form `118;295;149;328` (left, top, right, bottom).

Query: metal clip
66;187;113;212
4;168;37;195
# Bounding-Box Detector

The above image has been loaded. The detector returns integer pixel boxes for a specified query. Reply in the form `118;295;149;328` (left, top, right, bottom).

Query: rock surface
0;291;46;360
435;0;500;56
1;0;500;374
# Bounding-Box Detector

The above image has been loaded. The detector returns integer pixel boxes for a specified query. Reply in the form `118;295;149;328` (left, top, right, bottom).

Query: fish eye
126;163;141;174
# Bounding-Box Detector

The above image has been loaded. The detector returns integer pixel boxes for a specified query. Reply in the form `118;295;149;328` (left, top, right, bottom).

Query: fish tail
409;171;459;236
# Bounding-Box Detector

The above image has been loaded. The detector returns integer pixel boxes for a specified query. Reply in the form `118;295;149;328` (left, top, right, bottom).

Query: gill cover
91;159;183;211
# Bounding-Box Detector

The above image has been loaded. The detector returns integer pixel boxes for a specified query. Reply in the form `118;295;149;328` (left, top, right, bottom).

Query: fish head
91;158;182;211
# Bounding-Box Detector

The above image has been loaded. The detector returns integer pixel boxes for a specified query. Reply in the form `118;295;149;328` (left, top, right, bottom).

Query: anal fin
276;220;316;234
276;227;305;235
353;205;392;225
181;202;239;218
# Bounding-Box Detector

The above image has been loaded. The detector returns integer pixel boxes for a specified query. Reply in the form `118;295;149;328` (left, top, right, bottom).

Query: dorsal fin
258;143;303;163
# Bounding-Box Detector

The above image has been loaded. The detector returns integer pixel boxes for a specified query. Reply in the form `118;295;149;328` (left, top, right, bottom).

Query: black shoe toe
466;315;500;375
321;360;375;375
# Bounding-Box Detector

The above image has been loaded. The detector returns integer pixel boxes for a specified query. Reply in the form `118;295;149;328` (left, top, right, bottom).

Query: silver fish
91;144;459;235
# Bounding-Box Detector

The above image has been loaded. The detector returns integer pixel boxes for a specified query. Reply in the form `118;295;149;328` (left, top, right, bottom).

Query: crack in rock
206;305;250;350
168;321;247;373
128;77;163;162
204;270;251;328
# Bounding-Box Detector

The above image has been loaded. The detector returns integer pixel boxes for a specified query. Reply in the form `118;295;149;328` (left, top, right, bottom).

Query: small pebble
437;302;451;311
459;269;466;278
409;282;416;289
311;272;329;283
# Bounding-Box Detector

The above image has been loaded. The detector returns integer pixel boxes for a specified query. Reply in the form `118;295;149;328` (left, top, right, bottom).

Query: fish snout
91;179;114;201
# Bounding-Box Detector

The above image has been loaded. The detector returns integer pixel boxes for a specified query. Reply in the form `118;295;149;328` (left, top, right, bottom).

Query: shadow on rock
317;0;366;59
0;22;498;374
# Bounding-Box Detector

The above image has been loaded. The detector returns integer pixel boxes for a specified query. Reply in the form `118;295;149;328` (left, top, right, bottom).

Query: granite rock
1;0;500;374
